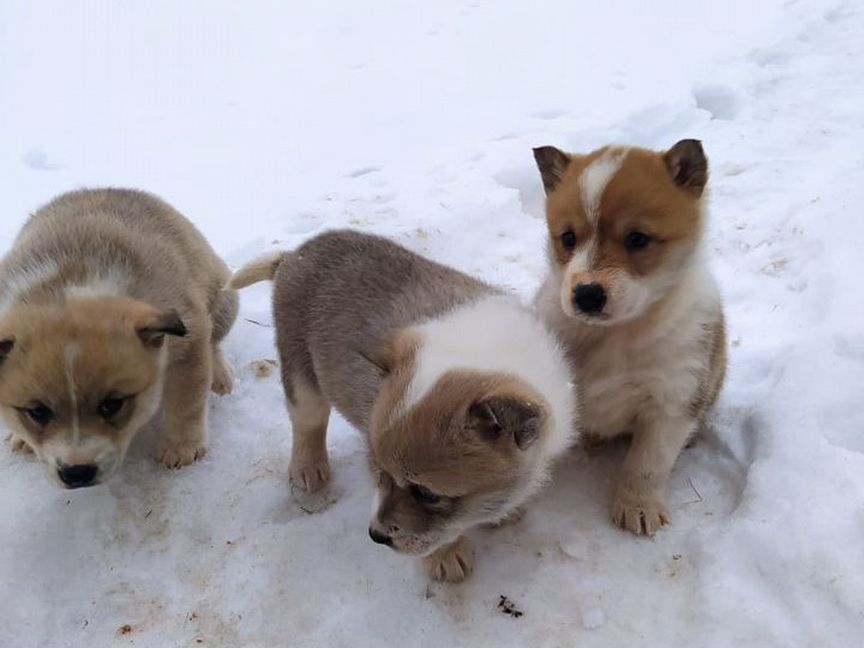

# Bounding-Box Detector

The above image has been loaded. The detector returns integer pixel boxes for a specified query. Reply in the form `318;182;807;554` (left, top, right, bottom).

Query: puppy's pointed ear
664;139;708;198
533;146;571;195
137;310;187;348
468;397;543;450
0;338;14;364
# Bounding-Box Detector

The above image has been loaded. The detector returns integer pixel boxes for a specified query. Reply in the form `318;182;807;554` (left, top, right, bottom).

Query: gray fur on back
272;230;498;431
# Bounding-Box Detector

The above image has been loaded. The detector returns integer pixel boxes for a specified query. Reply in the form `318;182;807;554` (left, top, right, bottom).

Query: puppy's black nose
368;527;393;546
57;463;98;489
574;283;607;314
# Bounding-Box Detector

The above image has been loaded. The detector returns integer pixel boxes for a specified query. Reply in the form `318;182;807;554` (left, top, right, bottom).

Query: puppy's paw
612;487;670;536
289;453;331;493
6;432;34;454
158;440;207;468
210;360;234;396
483;506;525;529
423;536;474;583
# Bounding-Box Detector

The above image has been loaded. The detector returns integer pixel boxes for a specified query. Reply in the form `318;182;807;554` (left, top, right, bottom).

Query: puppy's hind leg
285;374;332;493
210;289;239;396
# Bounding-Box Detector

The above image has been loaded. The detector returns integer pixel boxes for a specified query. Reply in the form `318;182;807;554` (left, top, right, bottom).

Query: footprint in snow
23;148;62;171
347;165;381;178
529;108;569;120
694;85;743;121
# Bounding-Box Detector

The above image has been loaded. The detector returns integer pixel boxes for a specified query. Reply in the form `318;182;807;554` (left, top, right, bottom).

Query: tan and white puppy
0;189;238;488
532;140;727;535
231;230;576;582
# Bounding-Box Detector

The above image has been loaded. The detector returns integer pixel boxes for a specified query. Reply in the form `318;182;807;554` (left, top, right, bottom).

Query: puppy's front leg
612;415;697;535
159;334;212;468
423;536;474;583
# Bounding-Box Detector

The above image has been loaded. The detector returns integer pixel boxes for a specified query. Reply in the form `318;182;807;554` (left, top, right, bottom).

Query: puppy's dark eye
625;231;650;250
23;403;53;426
560;231;577;250
410;484;441;504
98;396;125;420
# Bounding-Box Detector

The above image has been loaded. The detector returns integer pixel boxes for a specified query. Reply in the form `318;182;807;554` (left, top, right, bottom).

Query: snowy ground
1;1;863;646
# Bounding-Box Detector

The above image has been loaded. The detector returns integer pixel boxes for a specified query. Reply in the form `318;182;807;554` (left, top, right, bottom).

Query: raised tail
228;251;286;289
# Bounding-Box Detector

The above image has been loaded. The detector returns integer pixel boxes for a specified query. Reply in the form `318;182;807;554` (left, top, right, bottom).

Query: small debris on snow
244;318;272;328
117;624;133;636
248;359;278;378
497;595;523;619
685;477;704;504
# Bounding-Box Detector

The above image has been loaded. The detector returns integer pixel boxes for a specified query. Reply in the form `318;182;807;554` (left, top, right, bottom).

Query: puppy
532;140;727;535
0;189;238;488
230;230;575;582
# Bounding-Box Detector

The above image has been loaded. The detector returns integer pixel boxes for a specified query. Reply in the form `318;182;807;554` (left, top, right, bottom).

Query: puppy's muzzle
57;463;99;489
573;282;607;315
368;527;393;547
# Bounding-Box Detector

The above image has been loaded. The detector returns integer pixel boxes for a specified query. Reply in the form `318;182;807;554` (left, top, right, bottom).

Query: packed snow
1;1;862;646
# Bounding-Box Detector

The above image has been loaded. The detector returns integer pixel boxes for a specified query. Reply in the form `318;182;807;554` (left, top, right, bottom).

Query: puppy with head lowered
230;230;575;582
0;189;238;488
532;140;727;535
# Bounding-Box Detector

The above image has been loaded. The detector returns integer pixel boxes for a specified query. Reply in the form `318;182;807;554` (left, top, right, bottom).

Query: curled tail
228;251;287;289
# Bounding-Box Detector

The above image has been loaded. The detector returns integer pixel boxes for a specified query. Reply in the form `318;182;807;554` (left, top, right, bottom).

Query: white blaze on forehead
579;146;629;224
65;271;130;300
64;342;81;444
566;244;594;274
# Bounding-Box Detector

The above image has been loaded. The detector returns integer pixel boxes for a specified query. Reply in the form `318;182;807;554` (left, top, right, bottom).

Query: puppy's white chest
576;331;698;437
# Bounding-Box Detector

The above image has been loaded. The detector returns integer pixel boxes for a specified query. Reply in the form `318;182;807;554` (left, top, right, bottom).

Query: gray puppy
231;230;576;582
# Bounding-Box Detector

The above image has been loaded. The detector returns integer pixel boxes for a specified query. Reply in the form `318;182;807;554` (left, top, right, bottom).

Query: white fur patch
579;147;629;224
64;342;81;444
402;295;576;460
65;271;129;300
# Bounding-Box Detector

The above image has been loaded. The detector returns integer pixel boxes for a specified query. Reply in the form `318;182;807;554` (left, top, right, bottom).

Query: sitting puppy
0;189;238;488
230;230;575;582
532;140;727;535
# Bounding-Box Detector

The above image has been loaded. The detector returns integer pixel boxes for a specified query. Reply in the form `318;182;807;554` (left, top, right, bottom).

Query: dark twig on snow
244;318;272;328
685;477;704;505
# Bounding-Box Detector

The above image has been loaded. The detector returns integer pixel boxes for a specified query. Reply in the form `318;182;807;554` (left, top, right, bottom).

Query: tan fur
371;371;546;497
0;189;238;486
0;299;168;474
423;535;474;582
367;367;550;560
227;251;284;290
286;380;332;493
546;148;703;272
534;141;727;535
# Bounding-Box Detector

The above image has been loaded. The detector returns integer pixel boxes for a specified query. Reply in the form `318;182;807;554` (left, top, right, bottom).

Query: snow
1;0;863;646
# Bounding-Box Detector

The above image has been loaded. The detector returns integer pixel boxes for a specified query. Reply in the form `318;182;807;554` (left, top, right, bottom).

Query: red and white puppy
533;140;727;535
